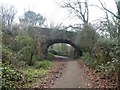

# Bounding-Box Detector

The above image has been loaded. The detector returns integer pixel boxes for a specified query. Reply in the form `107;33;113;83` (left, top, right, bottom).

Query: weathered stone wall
28;27;82;58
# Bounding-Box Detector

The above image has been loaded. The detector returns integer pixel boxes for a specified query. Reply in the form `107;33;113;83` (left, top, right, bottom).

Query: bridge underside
42;39;83;58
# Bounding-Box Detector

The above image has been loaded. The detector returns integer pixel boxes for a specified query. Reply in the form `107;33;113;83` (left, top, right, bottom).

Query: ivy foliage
1;63;23;89
82;39;120;75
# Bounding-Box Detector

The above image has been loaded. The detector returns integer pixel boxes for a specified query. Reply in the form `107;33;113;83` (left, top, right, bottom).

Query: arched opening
48;43;75;58
44;39;82;58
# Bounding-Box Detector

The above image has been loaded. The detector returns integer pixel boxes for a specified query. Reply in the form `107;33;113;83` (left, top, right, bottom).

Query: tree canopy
19;10;46;26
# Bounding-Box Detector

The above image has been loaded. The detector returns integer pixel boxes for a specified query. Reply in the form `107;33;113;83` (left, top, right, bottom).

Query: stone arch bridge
28;27;82;58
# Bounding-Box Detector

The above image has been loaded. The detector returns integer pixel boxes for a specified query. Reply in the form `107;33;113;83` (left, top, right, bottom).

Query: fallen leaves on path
78;59;117;89
38;60;66;88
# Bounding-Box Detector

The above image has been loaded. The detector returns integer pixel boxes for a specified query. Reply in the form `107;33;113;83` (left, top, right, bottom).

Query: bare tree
95;0;120;89
91;0;120;19
0;5;16;29
91;0;120;43
60;0;89;24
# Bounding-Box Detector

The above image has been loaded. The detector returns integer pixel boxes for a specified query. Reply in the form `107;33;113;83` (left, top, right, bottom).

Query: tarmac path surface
51;57;90;88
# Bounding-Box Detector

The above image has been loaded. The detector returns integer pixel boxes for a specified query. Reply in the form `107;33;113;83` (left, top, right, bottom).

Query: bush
47;53;54;60
37;60;52;69
49;50;58;55
22;67;48;80
82;52;94;67
2;45;14;64
18;66;49;88
15;35;38;66
1;63;23;89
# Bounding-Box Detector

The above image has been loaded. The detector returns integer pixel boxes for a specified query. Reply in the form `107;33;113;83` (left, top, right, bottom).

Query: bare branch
98;0;120;19
0;5;17;27
60;0;89;24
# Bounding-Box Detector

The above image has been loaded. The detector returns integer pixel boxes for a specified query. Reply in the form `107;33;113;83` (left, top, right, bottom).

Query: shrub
37;60;52;69
1;63;23;89
15;35;37;66
47;53;54;60
2;45;14;64
49;50;58;55
82;52;94;66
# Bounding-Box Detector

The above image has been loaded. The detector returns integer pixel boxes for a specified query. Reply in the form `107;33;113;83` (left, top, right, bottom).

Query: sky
0;0;117;26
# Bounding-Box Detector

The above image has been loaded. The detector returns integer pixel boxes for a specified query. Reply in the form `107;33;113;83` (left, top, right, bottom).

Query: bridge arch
43;39;83;58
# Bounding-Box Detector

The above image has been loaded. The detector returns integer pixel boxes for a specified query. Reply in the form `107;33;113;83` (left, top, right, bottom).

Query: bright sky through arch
0;0;117;26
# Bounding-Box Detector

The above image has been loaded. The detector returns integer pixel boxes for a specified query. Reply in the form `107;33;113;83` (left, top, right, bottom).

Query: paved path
52;58;90;88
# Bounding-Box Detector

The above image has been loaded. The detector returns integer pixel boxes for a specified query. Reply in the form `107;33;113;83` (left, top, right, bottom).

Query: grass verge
20;60;53;88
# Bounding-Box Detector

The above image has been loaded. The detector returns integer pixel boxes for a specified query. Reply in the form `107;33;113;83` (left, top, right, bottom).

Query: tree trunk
117;2;120;89
29;52;33;66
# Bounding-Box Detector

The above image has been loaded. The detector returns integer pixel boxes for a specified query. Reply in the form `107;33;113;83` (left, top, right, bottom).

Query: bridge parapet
28;27;76;41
